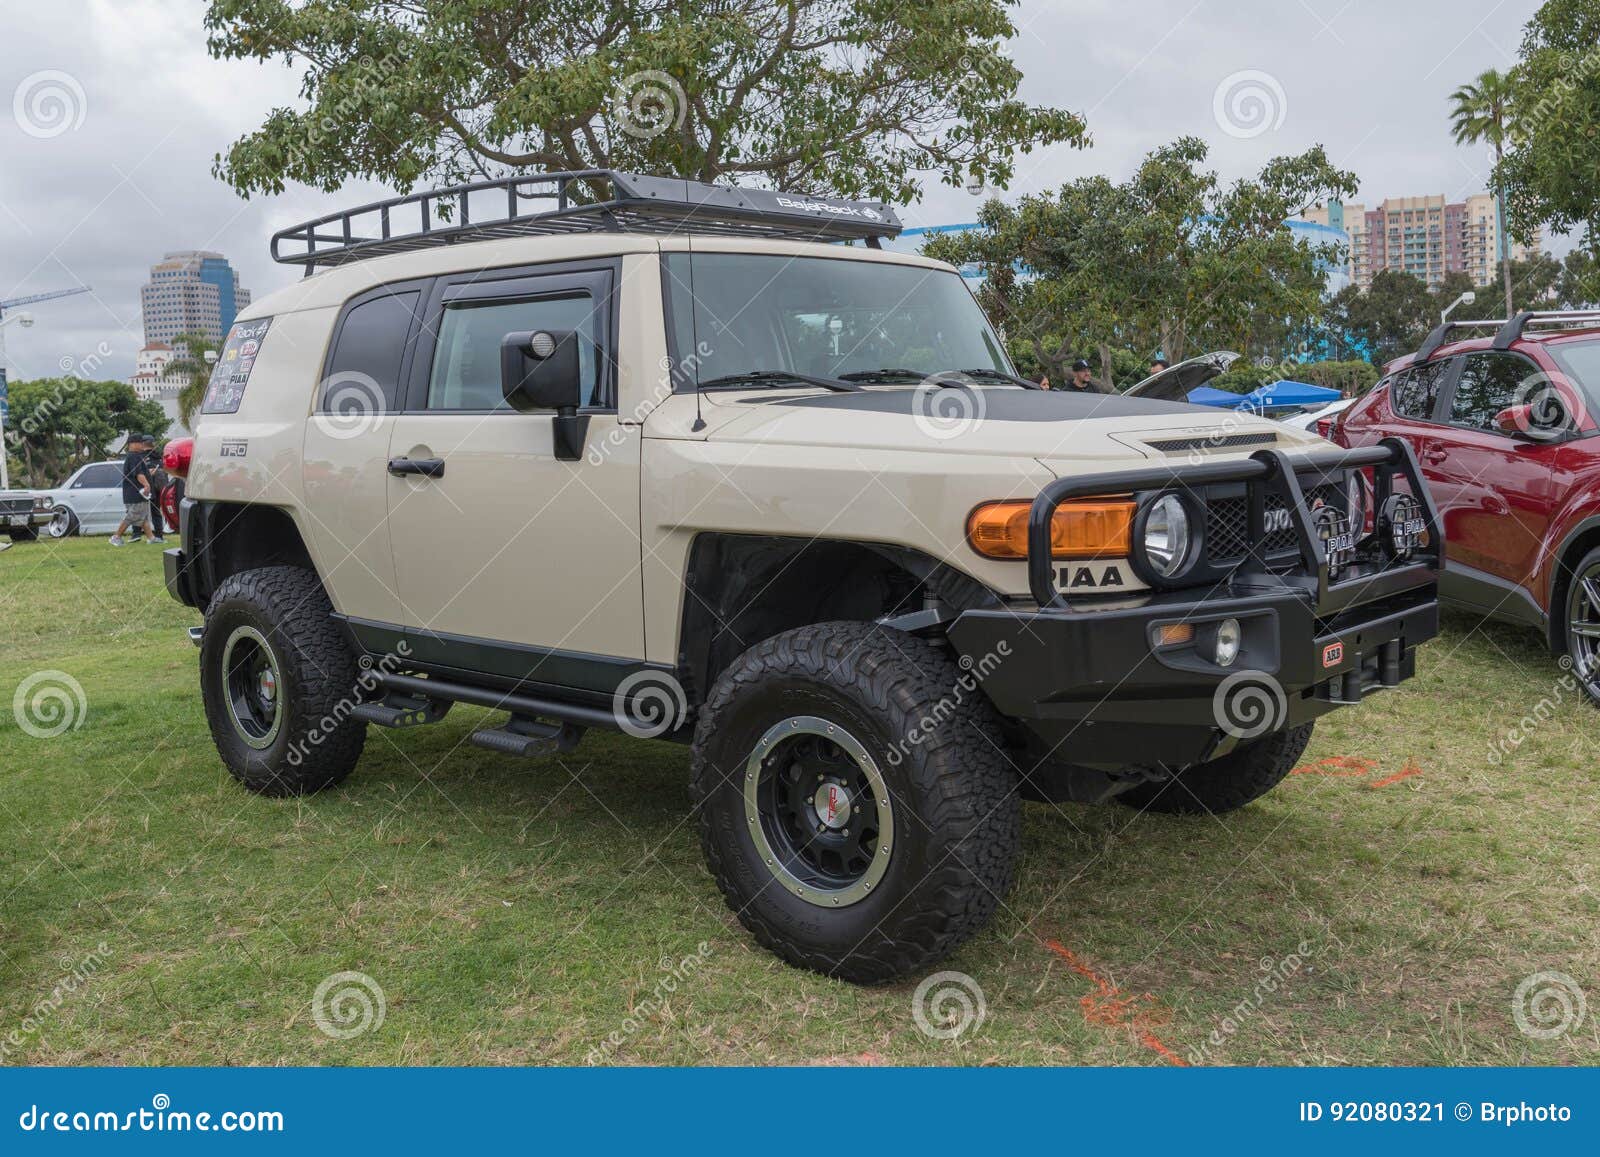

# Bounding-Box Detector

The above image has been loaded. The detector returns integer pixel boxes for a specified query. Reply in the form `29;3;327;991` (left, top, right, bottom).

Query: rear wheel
690;621;1021;984
200;566;366;796
1116;723;1313;815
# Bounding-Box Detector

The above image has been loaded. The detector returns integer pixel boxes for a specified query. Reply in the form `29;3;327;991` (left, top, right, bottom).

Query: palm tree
168;331;220;429
1451;69;1518;317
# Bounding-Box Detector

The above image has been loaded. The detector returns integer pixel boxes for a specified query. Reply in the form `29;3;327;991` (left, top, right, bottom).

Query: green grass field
1;536;1595;1066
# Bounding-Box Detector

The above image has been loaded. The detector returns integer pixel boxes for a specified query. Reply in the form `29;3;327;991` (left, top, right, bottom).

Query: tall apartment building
1298;196;1540;291
140;251;251;347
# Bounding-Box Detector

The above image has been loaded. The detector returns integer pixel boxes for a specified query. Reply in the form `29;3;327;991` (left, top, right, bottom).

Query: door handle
1421;445;1448;464
387;457;445;478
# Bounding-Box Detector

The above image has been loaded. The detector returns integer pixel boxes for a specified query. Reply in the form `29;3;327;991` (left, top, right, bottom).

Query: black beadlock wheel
1559;546;1600;704
1115;723;1314;815
690;621;1021;985
200;566;366;796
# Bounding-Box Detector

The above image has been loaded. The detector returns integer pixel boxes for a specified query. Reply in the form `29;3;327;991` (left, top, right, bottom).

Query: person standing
145;444;169;537
110;434;163;546
1148;357;1169;376
1061;358;1099;392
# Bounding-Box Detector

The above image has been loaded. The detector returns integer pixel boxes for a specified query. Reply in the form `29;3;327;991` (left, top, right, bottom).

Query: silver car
39;460;132;537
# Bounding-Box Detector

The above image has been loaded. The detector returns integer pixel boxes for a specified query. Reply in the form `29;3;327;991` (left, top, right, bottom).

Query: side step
351;693;452;729
470;716;585;758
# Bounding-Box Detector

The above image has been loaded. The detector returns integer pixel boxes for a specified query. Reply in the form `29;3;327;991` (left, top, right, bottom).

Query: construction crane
0;285;92;490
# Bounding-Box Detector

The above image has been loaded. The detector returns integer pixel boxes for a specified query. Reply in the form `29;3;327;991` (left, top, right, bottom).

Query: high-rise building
140;251;251;347
1298;196;1540;291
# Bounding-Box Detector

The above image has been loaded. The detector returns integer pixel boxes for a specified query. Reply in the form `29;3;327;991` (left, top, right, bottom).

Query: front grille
0;498;31;517
1203;481;1343;567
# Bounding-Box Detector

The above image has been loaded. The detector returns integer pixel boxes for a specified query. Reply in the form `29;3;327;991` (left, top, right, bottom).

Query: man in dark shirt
110;434;163;546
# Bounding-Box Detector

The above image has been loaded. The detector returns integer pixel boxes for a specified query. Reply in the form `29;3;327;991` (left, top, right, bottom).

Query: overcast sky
0;0;1552;381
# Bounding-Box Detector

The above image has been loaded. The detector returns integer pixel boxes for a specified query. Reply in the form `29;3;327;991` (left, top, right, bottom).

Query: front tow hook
187;626;204;648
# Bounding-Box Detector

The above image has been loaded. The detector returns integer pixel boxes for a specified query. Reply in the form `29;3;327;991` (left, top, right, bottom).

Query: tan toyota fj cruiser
165;171;1441;982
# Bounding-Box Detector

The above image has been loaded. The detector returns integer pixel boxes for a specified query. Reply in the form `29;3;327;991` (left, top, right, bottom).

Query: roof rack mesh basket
272;170;904;274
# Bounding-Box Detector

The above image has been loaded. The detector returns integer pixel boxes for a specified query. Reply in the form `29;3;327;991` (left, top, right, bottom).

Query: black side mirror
500;329;589;461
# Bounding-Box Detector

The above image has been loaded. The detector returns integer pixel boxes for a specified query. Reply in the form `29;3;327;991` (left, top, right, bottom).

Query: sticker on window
201;317;273;415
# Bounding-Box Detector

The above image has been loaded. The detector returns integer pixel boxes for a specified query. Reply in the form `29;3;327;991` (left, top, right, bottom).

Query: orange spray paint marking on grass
1368;761;1423;789
1043;939;1189;1066
1292;755;1377;778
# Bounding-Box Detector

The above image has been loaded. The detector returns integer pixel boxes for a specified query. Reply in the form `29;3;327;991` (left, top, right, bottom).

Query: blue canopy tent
1236;380;1340;413
1184;386;1245;408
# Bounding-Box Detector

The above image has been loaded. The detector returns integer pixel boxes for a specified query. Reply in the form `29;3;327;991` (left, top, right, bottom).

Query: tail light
1314;416;1335;439
163;436;194;478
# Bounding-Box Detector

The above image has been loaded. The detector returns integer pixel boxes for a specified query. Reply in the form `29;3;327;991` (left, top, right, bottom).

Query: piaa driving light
967;498;1134;561
1212;617;1241;667
1140;493;1192;578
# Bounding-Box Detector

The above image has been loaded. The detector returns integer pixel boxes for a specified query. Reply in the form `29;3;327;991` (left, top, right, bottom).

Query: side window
1390;360;1447;421
426;293;599;410
320;290;420;413
76;464;120;489
1450;353;1533;431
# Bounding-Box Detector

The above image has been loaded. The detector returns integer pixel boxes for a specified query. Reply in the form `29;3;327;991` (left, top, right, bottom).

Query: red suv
1335;311;1600;696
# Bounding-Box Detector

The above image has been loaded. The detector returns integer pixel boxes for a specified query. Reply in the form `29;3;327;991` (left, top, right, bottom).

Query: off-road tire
690;621;1021;984
1115;722;1313;815
200;565;366;796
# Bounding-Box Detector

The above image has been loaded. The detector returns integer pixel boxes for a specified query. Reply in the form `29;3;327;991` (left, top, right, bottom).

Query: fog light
1212;618;1241;667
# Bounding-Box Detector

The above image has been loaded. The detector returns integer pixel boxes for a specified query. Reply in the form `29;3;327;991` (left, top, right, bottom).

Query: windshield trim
658;250;1016;395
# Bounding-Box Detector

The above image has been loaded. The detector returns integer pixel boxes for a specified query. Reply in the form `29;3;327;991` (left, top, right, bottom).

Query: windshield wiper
697;370;860;393
838;368;930;383
957;368;1043;390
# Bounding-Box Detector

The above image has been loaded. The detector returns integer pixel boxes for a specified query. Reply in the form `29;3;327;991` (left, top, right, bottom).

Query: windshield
662;252;1013;388
1547;337;1600;415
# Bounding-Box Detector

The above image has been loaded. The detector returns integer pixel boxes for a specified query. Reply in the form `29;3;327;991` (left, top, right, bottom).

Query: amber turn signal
966;498;1136;560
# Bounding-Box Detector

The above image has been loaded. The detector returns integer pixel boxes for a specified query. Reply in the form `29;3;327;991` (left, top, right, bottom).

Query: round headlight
1142;493;1192;578
1213;617;1242;667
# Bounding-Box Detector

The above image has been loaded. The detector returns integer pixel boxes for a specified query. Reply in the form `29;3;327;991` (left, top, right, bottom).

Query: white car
1279;397;1356;435
40;460;132;537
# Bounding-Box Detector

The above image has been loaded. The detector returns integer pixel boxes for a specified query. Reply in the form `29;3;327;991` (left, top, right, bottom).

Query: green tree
4;378;168;489
169;331;221;429
202;0;1087;204
1325;270;1435;366
924;138;1356;384
1450;68;1518;316
1557;247;1600;308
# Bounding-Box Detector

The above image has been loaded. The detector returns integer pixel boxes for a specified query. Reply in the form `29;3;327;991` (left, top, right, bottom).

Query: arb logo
1321;641;1344;668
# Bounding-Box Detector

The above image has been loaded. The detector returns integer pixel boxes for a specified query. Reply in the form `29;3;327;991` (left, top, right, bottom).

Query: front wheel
200;566;367;796
46;507;78;538
690;621;1021;984
7;526;39;542
1116;723;1313;815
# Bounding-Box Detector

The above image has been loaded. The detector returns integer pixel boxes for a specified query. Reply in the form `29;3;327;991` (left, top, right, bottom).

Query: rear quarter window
201;317;274;415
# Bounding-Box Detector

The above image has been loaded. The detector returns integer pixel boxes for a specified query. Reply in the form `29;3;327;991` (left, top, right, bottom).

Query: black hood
763;386;1208;421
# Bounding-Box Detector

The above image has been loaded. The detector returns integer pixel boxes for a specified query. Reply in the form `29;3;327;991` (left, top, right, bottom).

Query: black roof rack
271;170;903;275
1415;310;1600;362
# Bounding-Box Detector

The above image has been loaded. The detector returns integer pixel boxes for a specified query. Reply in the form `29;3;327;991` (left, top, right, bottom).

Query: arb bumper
950;439;1442;768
